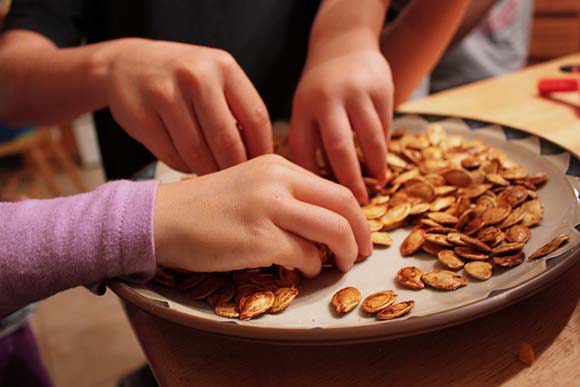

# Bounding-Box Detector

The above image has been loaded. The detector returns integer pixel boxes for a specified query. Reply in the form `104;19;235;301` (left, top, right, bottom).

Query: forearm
0;30;112;126
381;0;469;106
0;180;157;317
307;0;389;64
450;0;498;47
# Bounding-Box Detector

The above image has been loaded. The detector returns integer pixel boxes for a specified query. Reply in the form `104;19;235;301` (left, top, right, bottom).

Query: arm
0;30;108;126
0;180;157;316
449;0;498;47
380;0;470;106
1;155;371;317
289;0;392;204
0;30;272;174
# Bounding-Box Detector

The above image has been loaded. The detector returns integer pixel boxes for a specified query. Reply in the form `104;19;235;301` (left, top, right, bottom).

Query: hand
289;49;393;204
103;38;272;173
153;154;372;277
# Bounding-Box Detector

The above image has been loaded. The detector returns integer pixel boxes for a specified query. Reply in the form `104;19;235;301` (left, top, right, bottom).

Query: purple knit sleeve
0;180;158;316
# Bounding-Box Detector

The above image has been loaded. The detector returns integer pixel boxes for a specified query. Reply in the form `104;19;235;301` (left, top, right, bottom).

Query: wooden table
125;54;580;387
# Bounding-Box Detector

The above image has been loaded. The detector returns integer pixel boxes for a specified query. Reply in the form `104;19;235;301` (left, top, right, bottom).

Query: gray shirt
391;0;534;98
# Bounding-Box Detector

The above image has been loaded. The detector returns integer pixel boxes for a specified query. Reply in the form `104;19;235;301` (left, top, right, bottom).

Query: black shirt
4;0;320;179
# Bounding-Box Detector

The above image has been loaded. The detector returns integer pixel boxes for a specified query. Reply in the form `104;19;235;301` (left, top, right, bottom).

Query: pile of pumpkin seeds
152;124;570;321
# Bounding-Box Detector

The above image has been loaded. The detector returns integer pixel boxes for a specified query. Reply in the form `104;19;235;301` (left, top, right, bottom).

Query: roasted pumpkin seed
464;261;493;280
400;228;426;256
331;287;362;313
269;287;299;313
239;290;275;320
397;266;425;290
214;303;239;318
454;246;489;261
493;251;525;267
505;224;531;243
437;250;465;270
376;300;415;320
492;242;525;256
528;234;570;260
362;290;397;313
372;231;394;247
422;270;468;290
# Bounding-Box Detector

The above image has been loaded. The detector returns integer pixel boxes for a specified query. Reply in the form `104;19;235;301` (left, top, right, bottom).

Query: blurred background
0;0;578;386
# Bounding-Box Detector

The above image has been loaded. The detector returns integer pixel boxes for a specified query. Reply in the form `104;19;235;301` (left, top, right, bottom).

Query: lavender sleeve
0;180;158;316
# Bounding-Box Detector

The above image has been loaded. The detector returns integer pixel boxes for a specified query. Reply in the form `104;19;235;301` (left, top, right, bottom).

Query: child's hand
153;154;372;277
103;38;273;174
289;49;393;204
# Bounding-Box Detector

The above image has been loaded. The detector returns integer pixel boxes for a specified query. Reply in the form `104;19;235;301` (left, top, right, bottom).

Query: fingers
273;232;322;278
347;95;387;185
191;86;248;170
224;68;273;158
318;106;368;204
256;157;372;266
273;197;358;273
372;88;393;145
144;117;189;172
285;167;372;260
108;88;190;172
157;92;218;174
288;113;320;174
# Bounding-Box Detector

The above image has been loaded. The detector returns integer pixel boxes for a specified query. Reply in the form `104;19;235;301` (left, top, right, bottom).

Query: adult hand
153;154;372;277
289;49;393;204
104;38;272;173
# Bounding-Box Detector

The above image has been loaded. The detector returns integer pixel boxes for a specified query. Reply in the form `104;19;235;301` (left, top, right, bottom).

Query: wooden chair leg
47;139;89;192
27;146;63;196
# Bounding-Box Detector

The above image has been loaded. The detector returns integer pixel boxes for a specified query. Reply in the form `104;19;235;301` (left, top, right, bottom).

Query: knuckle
344;79;367;97
177;64;209;93
363;135;386;155
263;187;286;209
246;105;270;129
336;184;357;205
146;82;173;108
312;84;336;101
325;136;351;157
263;162;289;181
260;153;285;165
213;49;236;70
332;215;352;240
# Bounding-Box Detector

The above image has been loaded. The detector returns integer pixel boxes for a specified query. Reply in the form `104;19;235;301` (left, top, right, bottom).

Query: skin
450;0;499;47
0;0;392;204
0;0;469;275
0;1;389;274
381;0;470;106
154;154;372;276
290;0;392;204
0;33;272;173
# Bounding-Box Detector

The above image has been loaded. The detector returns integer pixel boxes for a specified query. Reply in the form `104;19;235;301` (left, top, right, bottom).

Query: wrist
87;38;150;104
153;183;175;267
306;0;387;67
306;29;380;68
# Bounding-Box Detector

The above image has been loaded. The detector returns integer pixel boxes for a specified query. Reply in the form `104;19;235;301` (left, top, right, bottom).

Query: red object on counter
538;78;580;95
